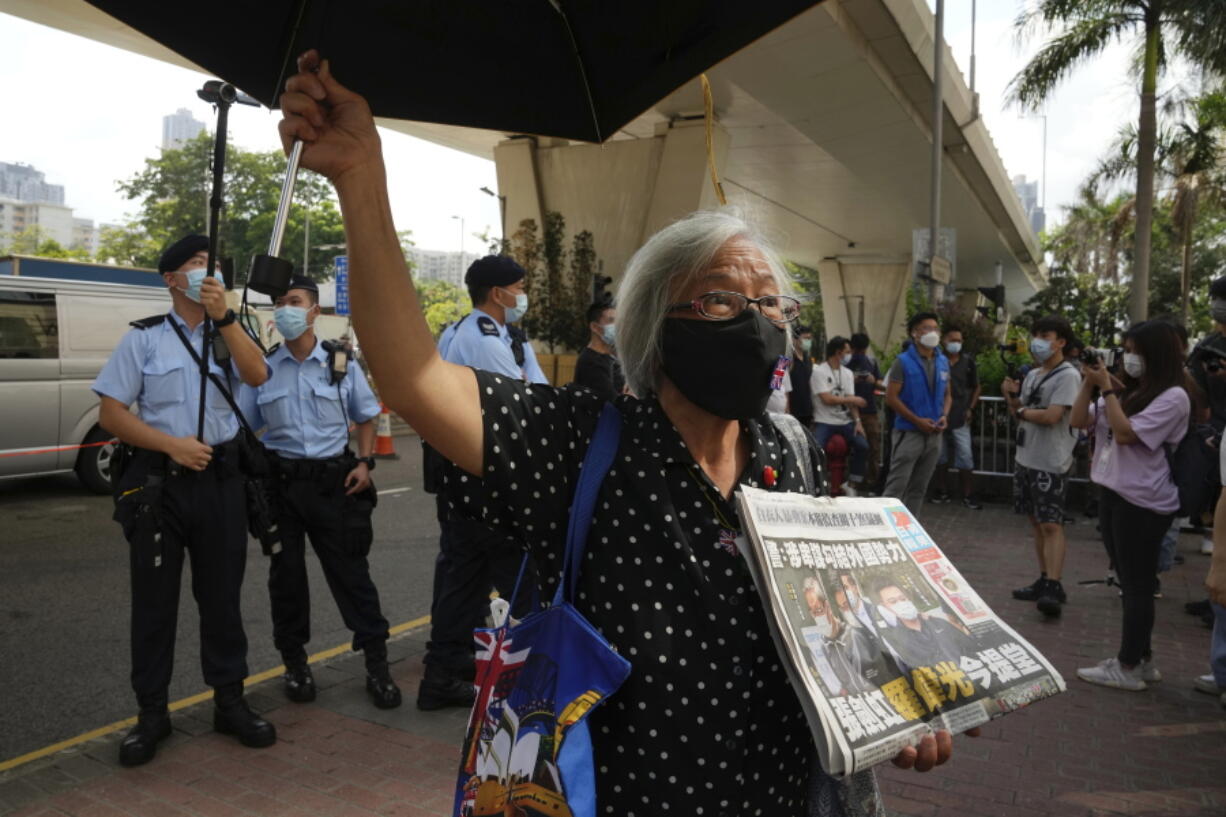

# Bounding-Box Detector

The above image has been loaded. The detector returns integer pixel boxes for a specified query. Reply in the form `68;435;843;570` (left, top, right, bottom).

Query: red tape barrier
0;440;115;459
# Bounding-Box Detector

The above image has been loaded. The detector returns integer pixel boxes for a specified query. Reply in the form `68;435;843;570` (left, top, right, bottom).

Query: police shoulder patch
477;316;500;336
129;314;167;330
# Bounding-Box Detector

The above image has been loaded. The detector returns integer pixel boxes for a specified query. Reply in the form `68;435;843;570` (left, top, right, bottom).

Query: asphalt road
0;436;439;763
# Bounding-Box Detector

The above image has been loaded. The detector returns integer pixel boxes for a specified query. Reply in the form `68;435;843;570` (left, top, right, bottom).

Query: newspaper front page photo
736;487;1066;776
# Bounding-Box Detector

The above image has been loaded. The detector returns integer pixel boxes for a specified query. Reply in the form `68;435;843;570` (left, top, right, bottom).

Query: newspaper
735;487;1065;777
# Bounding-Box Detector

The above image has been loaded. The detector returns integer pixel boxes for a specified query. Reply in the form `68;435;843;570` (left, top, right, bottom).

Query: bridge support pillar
493;119;730;289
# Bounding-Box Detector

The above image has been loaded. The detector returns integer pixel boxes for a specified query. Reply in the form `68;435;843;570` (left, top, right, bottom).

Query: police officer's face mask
660;309;787;420
498;287;528;322
173;267;208;303
274;305;313;340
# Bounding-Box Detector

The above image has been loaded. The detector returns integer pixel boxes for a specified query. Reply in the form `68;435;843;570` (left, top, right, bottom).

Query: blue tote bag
454;404;632;817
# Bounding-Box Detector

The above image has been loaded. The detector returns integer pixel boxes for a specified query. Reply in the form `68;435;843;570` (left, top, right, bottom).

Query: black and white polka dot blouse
444;370;828;817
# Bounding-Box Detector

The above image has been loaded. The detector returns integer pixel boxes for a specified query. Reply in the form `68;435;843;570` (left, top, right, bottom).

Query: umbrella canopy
86;0;821;143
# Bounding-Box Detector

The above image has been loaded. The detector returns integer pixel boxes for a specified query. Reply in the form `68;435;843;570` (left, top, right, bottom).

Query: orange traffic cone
374;403;399;459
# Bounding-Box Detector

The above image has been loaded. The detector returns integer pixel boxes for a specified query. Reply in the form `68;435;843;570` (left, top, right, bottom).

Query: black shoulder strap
265;342;281;358
508;324;527;368
1023;362;1072;406
129;314;168;330
165;316;255;434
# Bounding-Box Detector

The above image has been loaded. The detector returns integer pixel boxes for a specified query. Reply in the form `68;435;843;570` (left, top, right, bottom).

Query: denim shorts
937;426;973;470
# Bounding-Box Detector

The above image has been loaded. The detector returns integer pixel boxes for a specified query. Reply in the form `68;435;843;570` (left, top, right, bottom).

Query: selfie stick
194;81;260;441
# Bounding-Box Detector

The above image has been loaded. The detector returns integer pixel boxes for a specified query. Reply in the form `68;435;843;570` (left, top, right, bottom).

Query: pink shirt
1090;387;1189;513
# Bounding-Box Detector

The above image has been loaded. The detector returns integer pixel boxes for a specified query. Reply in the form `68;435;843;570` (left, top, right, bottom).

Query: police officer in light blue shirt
437;258;548;385
419;255;545;710
239;276;401;710
92;233;276;767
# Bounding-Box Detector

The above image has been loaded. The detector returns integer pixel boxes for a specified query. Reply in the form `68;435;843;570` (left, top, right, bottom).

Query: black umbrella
86;0;822;143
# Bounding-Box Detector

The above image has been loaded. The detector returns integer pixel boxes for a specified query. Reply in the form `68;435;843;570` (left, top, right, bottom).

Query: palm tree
1083;89;1226;321
1168;92;1226;321
1045;185;1134;284
1007;0;1226;323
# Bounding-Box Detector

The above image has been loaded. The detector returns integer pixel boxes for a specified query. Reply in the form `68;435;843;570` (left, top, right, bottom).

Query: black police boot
118;694;172;767
282;658;316;703
417;666;477;711
364;642;402;710
212;683;277;748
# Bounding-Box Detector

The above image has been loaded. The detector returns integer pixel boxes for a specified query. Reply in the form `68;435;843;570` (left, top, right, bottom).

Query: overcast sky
0;2;1170;254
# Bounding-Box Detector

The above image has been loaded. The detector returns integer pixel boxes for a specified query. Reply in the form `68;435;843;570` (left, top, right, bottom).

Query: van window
0;291;58;359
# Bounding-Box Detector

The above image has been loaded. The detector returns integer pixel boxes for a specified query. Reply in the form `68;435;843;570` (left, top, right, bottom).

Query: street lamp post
928;0;946;300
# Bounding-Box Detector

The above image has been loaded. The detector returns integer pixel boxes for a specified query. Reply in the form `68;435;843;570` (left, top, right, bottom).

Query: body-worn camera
1084;346;1123;369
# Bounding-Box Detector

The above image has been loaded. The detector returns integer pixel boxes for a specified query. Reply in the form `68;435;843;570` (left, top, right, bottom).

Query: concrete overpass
5;0;1045;348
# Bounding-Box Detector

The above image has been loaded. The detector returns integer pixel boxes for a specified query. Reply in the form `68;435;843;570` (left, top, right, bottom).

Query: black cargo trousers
266;454;388;661
113;439;249;704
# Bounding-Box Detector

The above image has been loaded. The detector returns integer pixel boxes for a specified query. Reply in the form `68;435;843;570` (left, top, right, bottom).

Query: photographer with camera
1003;316;1081;618
92;234;276;766
1071;321;1190;690
239;276;401;711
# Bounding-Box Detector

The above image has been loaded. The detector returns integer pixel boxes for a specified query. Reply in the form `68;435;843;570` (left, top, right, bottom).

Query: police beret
464;255;526;287
287;275;319;295
158;234;209;273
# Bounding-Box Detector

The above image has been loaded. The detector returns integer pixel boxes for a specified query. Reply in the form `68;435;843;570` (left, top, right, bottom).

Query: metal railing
970;395;1089;483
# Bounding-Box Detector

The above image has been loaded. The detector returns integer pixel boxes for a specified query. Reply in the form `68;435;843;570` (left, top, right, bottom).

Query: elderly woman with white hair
279;51;973;817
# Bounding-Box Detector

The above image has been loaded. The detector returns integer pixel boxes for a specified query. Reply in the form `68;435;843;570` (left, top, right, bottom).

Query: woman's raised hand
278;50;382;185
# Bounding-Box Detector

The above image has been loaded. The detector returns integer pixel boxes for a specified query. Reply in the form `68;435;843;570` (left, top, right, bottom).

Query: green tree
110;132;345;281
1146;196;1226;335
96;224;162;267
785;261;825;343
3;226;90;260
509;213;603;351
934;301;997;358
1086;88;1226;321
1008;0;1226;322
417;279;470;337
1019;261;1129;344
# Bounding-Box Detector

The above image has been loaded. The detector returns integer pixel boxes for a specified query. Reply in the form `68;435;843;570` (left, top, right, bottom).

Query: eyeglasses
667;290;802;325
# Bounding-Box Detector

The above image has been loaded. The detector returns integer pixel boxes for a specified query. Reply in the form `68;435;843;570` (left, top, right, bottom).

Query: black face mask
660;310;788;419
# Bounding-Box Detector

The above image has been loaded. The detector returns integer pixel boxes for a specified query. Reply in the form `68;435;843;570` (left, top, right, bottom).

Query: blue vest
894;345;949;431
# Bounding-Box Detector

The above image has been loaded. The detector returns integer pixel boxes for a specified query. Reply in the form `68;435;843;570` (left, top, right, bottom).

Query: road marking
378;486;412;497
0;613;431;774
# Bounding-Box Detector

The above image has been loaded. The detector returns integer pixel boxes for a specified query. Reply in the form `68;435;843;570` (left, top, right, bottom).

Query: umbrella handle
246;140;302;297
268;140;304;257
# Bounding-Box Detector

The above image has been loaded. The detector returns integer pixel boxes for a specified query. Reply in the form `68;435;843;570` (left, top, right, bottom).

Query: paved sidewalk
1;500;1224;817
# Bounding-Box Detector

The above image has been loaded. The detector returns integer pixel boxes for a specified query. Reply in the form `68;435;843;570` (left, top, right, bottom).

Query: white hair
615;208;795;398
802;576;824;597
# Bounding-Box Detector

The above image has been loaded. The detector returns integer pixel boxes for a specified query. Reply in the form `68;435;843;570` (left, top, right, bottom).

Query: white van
0;274;170;492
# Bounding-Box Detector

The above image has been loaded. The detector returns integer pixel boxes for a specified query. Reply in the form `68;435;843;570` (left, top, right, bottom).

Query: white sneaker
841;482;859;498
1202;538;1215;555
1194;674;1225;695
1077;657;1148;691
1140;660;1162;683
